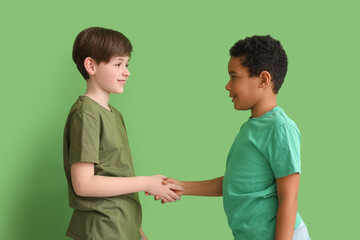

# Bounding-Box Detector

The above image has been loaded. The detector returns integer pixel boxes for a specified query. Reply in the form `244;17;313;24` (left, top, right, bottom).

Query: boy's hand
145;177;184;203
144;175;183;202
161;178;184;203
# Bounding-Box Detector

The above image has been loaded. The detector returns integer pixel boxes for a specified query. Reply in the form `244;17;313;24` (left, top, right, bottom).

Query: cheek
233;83;246;97
105;71;117;82
107;69;117;77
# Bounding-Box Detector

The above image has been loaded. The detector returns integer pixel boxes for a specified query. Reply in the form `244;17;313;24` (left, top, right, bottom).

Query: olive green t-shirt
63;96;142;240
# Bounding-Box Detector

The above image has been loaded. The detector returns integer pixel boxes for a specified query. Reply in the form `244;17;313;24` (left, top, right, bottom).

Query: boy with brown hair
63;27;182;240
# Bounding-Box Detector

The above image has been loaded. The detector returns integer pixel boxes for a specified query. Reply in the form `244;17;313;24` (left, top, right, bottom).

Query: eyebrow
114;57;130;64
228;71;237;74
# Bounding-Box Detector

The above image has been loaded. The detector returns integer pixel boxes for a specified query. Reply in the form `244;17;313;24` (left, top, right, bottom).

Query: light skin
72;55;183;239
156;56;300;240
139;227;147;240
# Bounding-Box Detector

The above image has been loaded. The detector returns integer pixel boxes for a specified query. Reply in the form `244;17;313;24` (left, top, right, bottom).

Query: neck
250;95;277;118
84;80;111;111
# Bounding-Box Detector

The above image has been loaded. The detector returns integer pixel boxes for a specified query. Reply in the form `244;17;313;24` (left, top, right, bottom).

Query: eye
126;64;129;68
231;75;236;80
115;63;121;67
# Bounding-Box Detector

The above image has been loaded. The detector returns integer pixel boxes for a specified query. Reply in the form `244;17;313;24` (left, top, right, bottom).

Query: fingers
147;175;183;203
146;192;161;201
173;190;183;196
169;183;184;191
163;194;175;202
159;189;182;203
166;178;175;183
162;177;177;185
168;190;181;201
160;185;183;202
146;192;160;200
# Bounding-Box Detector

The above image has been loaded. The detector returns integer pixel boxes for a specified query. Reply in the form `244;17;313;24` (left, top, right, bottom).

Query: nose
123;66;130;77
225;81;231;92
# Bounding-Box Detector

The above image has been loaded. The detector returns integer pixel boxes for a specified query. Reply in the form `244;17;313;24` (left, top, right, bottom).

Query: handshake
144;175;184;204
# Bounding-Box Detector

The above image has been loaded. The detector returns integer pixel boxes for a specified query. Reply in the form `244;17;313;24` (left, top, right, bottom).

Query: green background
1;0;359;239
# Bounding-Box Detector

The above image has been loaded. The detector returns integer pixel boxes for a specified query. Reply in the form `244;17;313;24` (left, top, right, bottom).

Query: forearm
182;176;223;196
72;162;181;201
275;199;298;240
73;175;147;197
140;226;147;240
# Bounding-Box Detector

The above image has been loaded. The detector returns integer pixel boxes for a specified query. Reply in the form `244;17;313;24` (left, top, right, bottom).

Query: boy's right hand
160;178;184;203
146;178;184;203
145;175;183;202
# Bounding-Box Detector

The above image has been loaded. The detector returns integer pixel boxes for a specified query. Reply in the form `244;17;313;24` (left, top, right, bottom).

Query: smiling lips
117;80;126;84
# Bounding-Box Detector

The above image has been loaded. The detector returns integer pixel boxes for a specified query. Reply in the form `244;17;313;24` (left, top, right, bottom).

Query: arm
153;177;223;203
181;176;223;196
140;226;148;240
71;162;183;202
275;173;300;240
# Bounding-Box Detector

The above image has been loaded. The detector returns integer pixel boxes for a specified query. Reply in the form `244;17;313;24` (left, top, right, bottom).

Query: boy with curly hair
160;35;310;240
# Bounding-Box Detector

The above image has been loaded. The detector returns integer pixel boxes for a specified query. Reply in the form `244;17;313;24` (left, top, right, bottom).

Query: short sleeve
267;124;301;178
69;113;100;165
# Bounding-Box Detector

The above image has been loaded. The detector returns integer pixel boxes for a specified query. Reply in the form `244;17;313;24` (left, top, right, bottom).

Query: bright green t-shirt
63;96;142;240
223;106;303;240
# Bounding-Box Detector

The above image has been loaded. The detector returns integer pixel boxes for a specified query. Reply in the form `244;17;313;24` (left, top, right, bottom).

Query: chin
234;104;250;111
113;88;124;94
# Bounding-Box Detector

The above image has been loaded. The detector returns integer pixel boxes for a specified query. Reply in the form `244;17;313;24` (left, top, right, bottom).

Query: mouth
230;95;237;102
117;80;127;84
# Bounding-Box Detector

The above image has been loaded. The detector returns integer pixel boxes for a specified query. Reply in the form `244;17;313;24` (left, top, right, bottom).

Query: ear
259;71;272;88
84;57;96;77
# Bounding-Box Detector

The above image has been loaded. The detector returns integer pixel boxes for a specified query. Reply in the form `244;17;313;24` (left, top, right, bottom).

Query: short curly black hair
229;35;288;94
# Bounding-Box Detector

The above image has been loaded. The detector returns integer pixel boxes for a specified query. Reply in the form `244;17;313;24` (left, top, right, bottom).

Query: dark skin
146;177;223;200
146;57;300;240
147;173;299;240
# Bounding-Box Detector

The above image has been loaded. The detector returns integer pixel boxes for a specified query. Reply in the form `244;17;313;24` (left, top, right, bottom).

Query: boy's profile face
90;56;130;94
226;57;263;111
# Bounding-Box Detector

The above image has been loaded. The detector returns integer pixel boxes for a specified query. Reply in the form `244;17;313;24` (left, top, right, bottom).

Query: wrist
140;176;149;192
181;181;189;195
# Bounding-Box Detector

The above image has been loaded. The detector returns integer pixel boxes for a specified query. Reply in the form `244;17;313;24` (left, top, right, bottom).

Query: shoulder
265;108;301;156
268;107;300;139
273;107;299;130
68;97;101;125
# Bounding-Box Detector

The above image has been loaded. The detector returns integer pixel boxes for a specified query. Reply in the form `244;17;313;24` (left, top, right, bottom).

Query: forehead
228;56;248;74
111;55;130;61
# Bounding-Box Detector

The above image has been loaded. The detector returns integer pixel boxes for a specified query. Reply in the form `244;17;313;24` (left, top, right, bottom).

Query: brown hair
72;27;133;79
